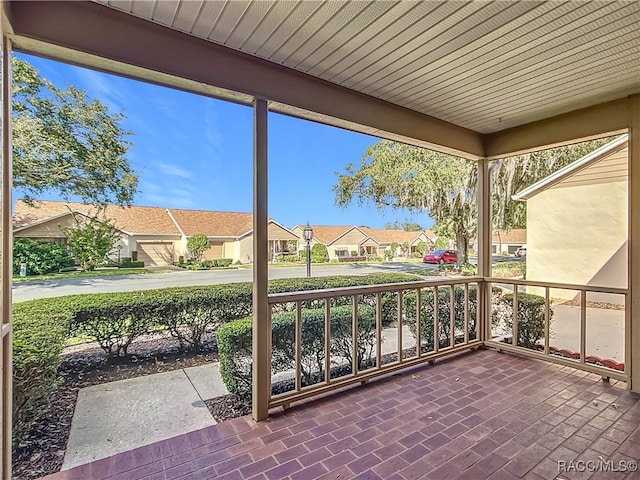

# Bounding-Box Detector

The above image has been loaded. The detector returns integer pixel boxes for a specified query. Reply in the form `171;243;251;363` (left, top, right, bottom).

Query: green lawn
13;267;173;283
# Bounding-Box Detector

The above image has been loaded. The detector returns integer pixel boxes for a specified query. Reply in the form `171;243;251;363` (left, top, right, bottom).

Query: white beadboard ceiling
95;0;640;134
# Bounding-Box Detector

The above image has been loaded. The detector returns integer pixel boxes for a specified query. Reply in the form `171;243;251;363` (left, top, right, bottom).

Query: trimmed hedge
219;304;377;396
338;256;366;262
121;260;144;268
12;272;419;442
12;297;74;442
404;285;480;350
492;292;551;348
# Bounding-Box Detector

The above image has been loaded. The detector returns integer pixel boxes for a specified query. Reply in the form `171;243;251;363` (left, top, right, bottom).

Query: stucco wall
238;236;253;264
526;179;627;303
14;215;77;239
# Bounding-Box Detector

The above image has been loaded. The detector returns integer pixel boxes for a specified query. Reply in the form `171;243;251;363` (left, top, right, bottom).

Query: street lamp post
303;223;314;277
117;244;122;264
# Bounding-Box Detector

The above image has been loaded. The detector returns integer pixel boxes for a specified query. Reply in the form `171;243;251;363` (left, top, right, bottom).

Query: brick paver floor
42;349;640;480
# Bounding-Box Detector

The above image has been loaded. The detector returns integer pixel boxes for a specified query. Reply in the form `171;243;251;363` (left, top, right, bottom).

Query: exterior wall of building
526;179;627;304
238;235;253;264
14;214;78;239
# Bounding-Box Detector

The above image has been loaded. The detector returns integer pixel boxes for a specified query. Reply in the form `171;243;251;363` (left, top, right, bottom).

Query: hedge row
12;272;419;442
218;285;551;398
219;304;378;396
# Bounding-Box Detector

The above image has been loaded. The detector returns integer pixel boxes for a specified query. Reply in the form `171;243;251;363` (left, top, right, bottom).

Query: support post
0;26;12;479
629;94;640;393
252;98;270;421
477;158;491;342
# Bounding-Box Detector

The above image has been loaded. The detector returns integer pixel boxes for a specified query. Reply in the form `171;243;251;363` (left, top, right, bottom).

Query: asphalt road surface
12;262;440;302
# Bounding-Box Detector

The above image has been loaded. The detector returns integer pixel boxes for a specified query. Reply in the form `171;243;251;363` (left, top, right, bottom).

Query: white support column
629;94;640;393
0;25;12;479
252;98;270;421
477;158;491;342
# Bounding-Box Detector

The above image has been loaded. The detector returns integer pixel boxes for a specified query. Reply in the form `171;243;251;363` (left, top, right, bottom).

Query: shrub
219;305;378;396
415;241;429;256
13;298;73;442
187;234;210;262
350;250;358;256
461;263;477;276
121;260;144;268
216;258;233;267
217;317;253;395
71;293;158;357
492;292;549;349
338;256;366;262
404;286;478;350
311;243;328;263
13;239;73;275
280;254;298;263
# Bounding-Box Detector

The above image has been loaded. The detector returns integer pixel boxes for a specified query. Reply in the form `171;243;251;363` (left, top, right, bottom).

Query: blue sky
16;52;433;230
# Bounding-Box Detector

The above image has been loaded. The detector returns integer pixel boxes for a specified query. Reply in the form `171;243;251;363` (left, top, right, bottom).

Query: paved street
12;262;438;302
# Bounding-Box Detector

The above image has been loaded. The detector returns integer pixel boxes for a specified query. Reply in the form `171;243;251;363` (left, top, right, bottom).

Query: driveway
12;262;438;302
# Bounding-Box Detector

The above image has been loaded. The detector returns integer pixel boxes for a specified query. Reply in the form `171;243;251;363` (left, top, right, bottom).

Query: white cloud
155;162;193;179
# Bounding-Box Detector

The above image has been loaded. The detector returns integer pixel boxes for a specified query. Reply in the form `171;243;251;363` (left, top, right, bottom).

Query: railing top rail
267;277;483;304
485;277;628;295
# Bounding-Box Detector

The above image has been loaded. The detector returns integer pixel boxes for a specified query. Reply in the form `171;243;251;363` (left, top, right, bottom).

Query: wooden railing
262;276;629;410
267;277;483;409
484;277;628;382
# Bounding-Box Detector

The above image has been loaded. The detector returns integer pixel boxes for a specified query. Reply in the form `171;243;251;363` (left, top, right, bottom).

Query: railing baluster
512;287;518;348
544;287;550;355
464;283;469;344
450;285;455;347
267;276;628;410
434;286;439;353
398;291;403;362
325;298;330;384
295;301;302;392
580;291;587;364
416;288;422;357
376;292;382;369
352;295;358;376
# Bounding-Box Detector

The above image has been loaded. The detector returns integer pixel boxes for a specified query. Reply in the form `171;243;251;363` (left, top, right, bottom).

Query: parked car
423;249;458;265
515;247;527;257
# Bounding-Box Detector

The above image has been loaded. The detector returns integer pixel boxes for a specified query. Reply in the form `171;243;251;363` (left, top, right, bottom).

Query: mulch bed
12;333;220;480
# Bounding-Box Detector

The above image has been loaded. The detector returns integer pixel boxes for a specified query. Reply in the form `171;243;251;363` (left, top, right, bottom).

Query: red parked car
423;249;458;265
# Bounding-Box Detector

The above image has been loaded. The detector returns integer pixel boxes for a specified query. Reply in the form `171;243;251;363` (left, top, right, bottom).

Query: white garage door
137;242;174;266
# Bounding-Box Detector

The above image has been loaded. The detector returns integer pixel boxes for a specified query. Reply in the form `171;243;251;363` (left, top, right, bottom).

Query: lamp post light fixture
117;244;122;264
302;223;314;277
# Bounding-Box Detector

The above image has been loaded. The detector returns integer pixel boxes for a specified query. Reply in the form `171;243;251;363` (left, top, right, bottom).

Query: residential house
13;200;299;266
291;224;436;260
360;227;436;257
491;229;527;255
513;135;628;303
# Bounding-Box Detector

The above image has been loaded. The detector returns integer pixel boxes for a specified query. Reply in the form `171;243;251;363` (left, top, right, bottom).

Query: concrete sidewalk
62;326;415;470
62;363;229;470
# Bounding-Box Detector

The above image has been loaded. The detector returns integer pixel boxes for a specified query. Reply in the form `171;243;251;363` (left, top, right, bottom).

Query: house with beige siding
360;228;435;257
491;229;527;255
13;200;299;266
513;135;628;303
291;224;436;260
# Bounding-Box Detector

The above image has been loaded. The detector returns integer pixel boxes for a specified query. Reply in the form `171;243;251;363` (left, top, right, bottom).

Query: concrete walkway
63;326;416;470
62;363;229;470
